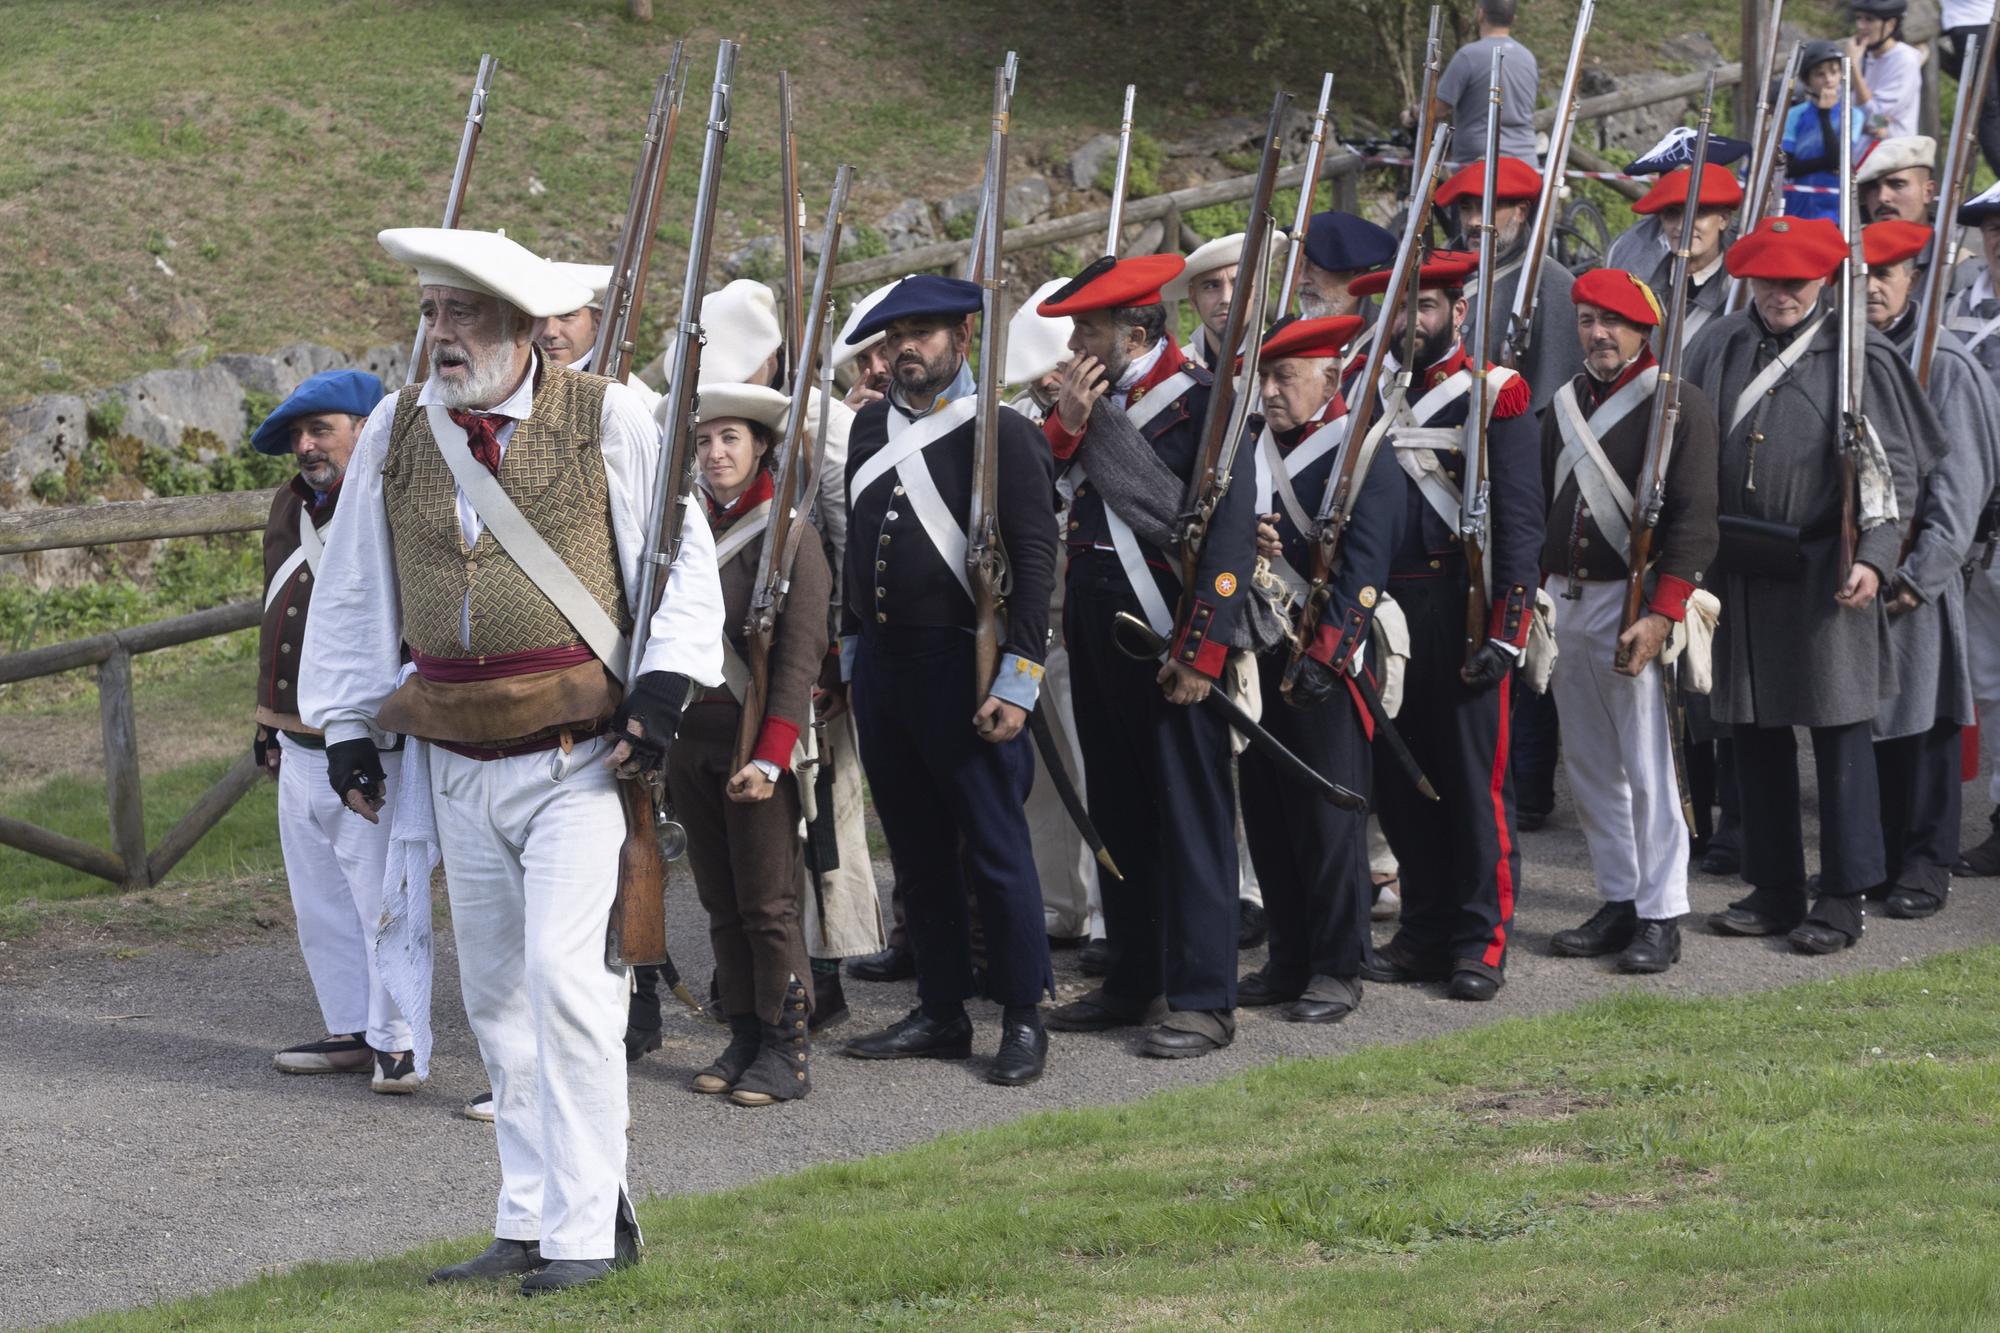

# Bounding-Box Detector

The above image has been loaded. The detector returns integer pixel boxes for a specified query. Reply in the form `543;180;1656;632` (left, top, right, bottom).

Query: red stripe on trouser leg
1481;672;1516;969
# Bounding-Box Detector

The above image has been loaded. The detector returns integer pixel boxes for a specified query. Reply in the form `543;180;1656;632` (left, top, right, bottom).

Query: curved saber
1027;708;1124;880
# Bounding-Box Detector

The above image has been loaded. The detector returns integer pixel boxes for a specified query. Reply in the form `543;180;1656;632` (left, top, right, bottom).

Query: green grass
58;946;2000;1330
0;0;1857;413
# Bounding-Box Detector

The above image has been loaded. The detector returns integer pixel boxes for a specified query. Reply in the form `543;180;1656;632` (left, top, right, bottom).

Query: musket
1728;40;1804;313
1914;23;1997;386
1114;613;1366;811
1459;48;1505;672
1835;57;1864;578
1407;7;1445;214
1501;0;1594;368
1281;122;1453;694
1741;0;1787;201
778;70;807;371
1625;71;1718;634
734;166;852;772
1105;84;1137;257
591;45;688;380
961;51;1019;279
1176;90;1291;603
406;53;496;386
966;59;1016;701
608;39;737;970
1277;72;1335;316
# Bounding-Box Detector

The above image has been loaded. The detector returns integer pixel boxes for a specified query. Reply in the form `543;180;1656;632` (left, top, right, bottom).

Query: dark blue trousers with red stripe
851;626;1053;1012
1372;571;1520;980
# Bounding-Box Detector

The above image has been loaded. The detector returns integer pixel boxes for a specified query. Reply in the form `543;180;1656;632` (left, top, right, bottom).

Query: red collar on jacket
704;467;775;530
1585;347;1658;405
1421;343;1472;389
1125;337;1190;407
1275;392;1348;452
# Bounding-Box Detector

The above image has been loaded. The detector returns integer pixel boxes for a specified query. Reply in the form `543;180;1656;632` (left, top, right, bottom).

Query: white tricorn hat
1856;135;1938;186
690;278;784;385
831;282;899;370
1006;278;1076;385
1161;230;1290;301
546;261;615;310
377;228;594;319
695;382;790;432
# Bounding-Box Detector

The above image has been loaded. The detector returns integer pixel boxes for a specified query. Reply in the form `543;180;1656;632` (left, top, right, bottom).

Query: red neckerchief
1584;346;1658;408
447;356;544;475
1125;338;1190;407
705;467;776;531
1275;392;1348;453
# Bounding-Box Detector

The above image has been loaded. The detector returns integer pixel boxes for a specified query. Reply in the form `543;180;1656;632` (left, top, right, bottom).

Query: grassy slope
58;946;2000;1331
2;0;1843;413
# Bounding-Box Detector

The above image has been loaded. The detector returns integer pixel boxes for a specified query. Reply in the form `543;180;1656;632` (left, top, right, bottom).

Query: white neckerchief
1117;338;1168;394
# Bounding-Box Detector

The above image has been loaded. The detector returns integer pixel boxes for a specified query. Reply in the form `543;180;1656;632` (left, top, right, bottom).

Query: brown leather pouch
378;660;621;745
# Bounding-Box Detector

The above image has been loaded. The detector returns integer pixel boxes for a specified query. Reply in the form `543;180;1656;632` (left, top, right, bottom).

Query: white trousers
428;736;628;1261
1027;633;1102;937
802;707;887;958
276;740;410;1052
1548;576;1690;920
1966;564;2000;805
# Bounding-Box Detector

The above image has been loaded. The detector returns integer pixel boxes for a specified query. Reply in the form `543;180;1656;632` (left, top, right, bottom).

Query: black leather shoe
1550;900;1638;958
522;1258;613;1295
1699;843;1742;876
1516;808;1550;832
1045;988;1167;1032
1885;886;1947;919
1789;894;1864;955
624;1026;662;1062
1236;966;1300;1007
843;1008;973;1060
1788;921;1856;954
808;971;849;1032
1238;901;1268;950
1140;1009;1235;1058
1617;919;1681;973
986;1020;1048;1086
1078;938;1113;976
1359;940;1449;985
428;1238;546;1284
1955;828;2000;877
1447;968;1502;1002
1281;975;1361;1024
1707;907;1794;936
846;945;915;983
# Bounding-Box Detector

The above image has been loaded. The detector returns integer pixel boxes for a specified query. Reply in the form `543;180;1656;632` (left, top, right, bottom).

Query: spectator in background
1430;0;1541;169
1783;40;1869;221
1940;0;2000;178
1849;0;1923;141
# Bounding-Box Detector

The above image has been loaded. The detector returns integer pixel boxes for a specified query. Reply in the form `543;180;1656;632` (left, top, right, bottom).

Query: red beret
1037;254;1186;317
1258;315;1366;362
1348;250;1476;298
1724;216;1849;281
1571;267;1665;327
1863;219;1930;267
1435;156;1543;208
1631;163;1746;216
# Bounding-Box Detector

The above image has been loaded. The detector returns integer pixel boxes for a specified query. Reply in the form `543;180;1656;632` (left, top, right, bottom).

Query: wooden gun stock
608;777;670;967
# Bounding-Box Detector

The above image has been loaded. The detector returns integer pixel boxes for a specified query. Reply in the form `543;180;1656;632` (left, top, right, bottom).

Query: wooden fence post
98;648;148;890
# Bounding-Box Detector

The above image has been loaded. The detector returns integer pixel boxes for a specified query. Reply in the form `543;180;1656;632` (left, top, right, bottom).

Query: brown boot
691;1015;761;1094
731;978;811;1107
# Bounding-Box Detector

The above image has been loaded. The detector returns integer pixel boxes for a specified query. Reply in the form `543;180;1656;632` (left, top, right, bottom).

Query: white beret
1161;230;1290;301
1006;278;1076;385
1856;135;1937;186
377;228;594;319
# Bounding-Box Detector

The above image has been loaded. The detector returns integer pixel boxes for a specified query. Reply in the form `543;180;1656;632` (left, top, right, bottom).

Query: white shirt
1944;2;1994;30
568;346;665;415
301;361;726;746
1861;43;1923;141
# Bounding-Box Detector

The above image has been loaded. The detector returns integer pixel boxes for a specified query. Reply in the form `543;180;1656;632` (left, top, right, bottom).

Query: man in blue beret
1296;211;1397;381
832;275;1060;1086
252;369;420;1093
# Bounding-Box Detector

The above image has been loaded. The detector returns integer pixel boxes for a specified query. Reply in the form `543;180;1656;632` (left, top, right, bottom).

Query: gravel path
5;773;1996;1329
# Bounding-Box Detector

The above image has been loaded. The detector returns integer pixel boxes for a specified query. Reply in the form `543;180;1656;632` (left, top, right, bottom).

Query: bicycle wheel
1557;199;1610;272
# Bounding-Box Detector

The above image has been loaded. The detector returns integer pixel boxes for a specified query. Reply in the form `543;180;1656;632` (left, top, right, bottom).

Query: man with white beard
302;227;724;1294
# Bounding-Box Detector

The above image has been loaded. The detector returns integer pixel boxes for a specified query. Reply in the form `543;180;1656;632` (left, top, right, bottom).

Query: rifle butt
733;643;771;774
606;778;670;968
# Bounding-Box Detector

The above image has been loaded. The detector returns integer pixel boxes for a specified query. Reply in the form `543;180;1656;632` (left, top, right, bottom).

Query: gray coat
1683;305;1931;729
1876;328;2000;739
1463;252;1576;417
1607;222;1732;345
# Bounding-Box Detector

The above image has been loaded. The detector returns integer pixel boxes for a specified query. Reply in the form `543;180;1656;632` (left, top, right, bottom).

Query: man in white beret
533;260;664;414
662;276;887;1017
302;227;725;1294
1164;232;1288;373
1859;135;1937;226
834;281;898;411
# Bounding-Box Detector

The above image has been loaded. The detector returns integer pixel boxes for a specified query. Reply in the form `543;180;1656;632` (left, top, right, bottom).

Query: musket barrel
1105;84;1137;256
1278;72;1335;315
407;52;497;386
627;39;737;684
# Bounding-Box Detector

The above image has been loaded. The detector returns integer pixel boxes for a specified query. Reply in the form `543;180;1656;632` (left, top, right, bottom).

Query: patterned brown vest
381;364;631;660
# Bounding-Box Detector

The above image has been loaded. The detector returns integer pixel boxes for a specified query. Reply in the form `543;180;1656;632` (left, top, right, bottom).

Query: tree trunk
630;0;653;19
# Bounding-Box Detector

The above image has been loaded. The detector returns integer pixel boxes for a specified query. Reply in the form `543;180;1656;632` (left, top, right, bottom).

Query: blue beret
1960;180;2000;227
1302;211;1396;276
844;275;982;345
251;369;386;455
